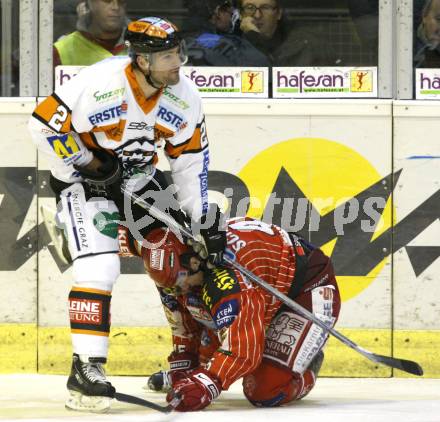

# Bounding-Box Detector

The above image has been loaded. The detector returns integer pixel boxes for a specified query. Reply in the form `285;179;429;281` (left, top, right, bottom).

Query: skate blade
65;390;112;413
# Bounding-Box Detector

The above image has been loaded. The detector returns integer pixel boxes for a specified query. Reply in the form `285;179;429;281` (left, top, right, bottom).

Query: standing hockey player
28;17;224;412
142;217;341;411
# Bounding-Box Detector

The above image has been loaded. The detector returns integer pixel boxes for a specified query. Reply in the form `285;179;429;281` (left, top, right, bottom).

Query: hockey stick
114;392;181;413
123;187;423;377
227;258;423;376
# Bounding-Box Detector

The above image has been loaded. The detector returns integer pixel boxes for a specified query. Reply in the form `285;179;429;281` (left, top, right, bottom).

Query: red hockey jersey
159;217;300;390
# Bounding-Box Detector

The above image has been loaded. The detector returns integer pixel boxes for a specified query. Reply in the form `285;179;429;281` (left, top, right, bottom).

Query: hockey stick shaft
123;188;423;376
115;392;180;413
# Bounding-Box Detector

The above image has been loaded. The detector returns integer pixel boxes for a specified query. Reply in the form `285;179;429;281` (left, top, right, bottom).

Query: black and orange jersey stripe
165;121;206;159
32;93;73;133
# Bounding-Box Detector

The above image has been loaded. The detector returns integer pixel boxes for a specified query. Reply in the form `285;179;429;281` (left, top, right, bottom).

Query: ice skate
308;350;324;378
298;350;325;400
65;354;115;413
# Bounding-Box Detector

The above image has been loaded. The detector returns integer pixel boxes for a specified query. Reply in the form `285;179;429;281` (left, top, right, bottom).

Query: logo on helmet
142;228;192;289
125;17;182;54
150;249;164;270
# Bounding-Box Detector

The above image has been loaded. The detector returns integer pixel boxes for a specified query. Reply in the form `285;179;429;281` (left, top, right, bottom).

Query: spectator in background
183;0;235;36
414;0;440;67
237;0;336;66
347;0;378;66
183;0;270;66
53;0;127;67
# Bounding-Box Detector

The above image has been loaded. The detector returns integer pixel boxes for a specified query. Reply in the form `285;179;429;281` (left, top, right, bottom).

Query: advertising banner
202;99;392;325
0;100;38;324
55;65;270;98
393;102;440;329
272;67;378;98
392;101;440;377
182;66;269;98
415;69;440;99
0;99;38;372
55;66;83;90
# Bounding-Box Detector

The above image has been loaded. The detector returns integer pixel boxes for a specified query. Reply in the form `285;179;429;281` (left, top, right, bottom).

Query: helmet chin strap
144;70;166;90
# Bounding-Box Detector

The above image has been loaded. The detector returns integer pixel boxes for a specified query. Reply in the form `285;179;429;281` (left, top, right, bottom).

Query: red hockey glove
168;350;199;373
166;368;221;412
168;351;200;387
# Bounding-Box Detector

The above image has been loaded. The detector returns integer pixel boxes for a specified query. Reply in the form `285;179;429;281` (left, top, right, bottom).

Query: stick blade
114;392;174;413
371;354;423;376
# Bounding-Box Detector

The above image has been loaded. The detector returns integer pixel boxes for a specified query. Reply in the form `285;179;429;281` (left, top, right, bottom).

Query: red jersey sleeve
207;288;266;390
158;288;203;355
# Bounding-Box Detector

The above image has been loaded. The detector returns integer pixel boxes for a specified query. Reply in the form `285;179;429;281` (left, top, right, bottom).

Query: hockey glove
147;351;199;392
192;203;226;266
74;149;122;202
168;350;199;372
166;368;221;412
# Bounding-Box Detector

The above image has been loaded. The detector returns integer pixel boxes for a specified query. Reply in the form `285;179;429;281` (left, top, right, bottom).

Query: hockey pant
243;250;341;407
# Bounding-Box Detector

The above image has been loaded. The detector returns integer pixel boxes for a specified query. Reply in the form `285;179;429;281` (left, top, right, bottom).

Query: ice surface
0;375;439;422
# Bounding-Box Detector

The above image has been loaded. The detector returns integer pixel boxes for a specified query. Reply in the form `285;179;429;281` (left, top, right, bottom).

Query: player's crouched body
142;217;341;411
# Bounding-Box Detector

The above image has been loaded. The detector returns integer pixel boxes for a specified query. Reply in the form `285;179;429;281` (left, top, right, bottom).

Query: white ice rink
1;375;439;422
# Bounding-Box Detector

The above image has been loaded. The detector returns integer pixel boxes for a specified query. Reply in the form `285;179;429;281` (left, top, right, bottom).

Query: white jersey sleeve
28;66;98;183
159;73;209;220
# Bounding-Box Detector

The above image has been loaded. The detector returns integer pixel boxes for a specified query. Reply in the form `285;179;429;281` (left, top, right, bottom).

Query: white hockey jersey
28;56;209;219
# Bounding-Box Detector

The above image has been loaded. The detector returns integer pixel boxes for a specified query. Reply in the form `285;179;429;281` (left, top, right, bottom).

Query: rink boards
0;98;438;377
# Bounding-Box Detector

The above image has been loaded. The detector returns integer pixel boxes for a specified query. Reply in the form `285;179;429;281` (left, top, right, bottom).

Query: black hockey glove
147;370;171;392
193;203;226;266
74;149;122;202
147;351;199;392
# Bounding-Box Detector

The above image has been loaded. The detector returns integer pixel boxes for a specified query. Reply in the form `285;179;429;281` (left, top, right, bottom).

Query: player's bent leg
243;359;317;407
244;249;341;408
66;253;120;412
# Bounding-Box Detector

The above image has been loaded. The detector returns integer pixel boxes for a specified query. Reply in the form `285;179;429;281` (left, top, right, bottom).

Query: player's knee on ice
242;360;316;407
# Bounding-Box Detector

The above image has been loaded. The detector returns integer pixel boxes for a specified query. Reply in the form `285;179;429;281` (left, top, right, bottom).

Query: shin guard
69;287;111;356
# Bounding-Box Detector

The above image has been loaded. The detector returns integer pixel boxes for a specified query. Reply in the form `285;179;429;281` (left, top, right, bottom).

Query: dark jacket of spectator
241;18;336;66
183;2;270;66
185;30;270;66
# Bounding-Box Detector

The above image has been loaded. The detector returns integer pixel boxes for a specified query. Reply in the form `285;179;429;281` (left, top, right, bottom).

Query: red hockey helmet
142;228;193;289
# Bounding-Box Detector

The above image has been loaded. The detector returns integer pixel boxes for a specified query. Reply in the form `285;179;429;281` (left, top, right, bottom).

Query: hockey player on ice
28;16;225;412
142;217;341;411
